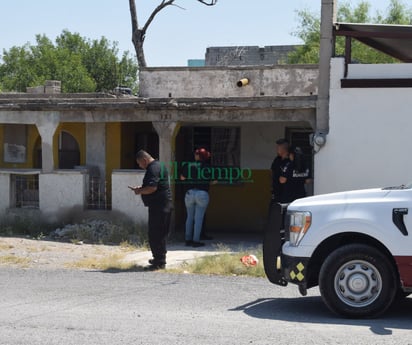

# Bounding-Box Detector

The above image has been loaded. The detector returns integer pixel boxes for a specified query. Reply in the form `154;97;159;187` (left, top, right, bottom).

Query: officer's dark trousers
148;205;171;265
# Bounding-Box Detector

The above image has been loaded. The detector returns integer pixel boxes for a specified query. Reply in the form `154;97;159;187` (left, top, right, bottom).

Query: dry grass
119;240;144;252
0;243;14;251
70;239;84;245
24;245;46;253
65;253;137;270
170;247;265;278
0;254;31;267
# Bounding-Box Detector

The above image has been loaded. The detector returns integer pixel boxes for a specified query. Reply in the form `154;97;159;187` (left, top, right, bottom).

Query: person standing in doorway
129;150;172;270
284;146;311;202
180;148;212;248
270;138;291;204
269;138;293;235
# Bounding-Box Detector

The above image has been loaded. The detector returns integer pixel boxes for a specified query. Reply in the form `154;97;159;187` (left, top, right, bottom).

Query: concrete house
139;65;318;232
0;63;318;233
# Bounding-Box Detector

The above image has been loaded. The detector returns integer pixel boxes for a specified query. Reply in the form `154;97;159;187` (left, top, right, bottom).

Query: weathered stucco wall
111;170;147;226
139;65;318;98
315;58;412;194
39;170;87;221
240;121;312;169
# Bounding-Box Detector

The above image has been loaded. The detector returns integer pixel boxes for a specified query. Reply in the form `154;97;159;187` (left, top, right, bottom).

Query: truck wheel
319;244;397;318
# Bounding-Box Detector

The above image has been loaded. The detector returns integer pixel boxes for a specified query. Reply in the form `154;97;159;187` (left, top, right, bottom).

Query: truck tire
319;244;397;318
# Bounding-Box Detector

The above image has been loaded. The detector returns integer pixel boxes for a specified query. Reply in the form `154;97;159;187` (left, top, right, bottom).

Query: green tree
289;0;412;64
0;30;138;93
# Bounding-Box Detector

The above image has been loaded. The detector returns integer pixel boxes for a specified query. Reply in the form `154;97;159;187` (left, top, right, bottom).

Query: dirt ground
0;235;259;270
0;236;131;269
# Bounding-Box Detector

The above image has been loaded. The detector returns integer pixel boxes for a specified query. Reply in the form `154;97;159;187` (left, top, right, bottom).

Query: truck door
393;206;412;288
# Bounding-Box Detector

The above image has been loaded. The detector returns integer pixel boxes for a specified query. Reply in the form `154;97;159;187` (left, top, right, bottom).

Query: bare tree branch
142;0;175;36
129;0;217;67
197;0;218;6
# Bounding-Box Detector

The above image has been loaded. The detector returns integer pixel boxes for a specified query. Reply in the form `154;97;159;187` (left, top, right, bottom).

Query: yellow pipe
237;78;249;87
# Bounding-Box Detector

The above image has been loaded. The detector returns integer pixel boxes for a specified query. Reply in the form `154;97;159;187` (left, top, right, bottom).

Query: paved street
0;268;411;345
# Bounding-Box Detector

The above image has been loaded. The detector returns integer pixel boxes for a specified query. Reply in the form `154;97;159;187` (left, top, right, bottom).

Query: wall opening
3;124;27;164
120;122;159;169
11;174;39;209
285;126;314;196
174;125;242;234
58;131;80;169
87;177;111;210
177;126;241;167
33;136;42;169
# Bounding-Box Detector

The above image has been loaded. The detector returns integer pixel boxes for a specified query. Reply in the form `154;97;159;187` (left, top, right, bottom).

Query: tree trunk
129;0;217;67
129;0;147;68
133;30;147;68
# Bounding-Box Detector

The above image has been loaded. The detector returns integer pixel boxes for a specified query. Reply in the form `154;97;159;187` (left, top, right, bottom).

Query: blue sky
0;0;396;66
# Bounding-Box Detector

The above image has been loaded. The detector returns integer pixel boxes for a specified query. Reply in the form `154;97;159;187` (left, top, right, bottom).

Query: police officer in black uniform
129;150;172;270
283;146;311;202
271;138;291;203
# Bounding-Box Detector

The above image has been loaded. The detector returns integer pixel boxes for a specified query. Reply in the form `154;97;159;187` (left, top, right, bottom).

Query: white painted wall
315;58;412;195
39;170;87;221
0;169;148;225
111;170;147;227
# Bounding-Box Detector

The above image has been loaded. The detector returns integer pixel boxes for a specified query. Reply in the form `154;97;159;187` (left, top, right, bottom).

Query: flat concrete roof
0;95;317;112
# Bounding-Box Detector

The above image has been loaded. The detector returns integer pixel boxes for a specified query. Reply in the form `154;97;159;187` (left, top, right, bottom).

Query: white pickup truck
263;185;412;318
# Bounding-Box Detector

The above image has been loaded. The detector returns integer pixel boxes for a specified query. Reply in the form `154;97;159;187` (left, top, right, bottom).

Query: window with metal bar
192;127;240;167
11;174;39;209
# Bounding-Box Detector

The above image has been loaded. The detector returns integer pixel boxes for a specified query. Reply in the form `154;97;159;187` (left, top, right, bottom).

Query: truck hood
290;187;396;209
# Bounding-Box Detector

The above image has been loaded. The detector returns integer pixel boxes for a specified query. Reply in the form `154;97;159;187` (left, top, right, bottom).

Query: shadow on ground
99;265;147;273
230;296;412;335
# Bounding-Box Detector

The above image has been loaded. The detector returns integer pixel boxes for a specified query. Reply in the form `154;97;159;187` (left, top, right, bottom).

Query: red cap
195;148;211;161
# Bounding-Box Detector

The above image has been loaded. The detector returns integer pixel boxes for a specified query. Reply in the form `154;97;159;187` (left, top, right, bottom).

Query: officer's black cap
276;138;289;145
